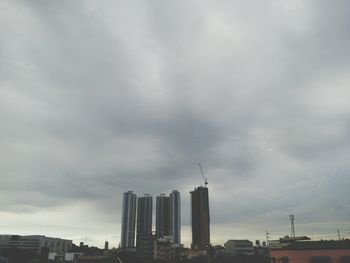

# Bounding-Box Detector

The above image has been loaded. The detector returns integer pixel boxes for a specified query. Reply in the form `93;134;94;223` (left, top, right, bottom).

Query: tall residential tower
156;194;171;238
136;194;153;259
156;191;181;245
136;194;153;234
120;191;137;249
170;190;181;245
190;186;210;249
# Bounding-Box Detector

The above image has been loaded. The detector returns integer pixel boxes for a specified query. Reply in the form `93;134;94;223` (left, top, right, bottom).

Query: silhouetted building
136;194;153;259
190;186;210;249
120;191;137;249
0;235;72;255
156;194;171;239
137;194;153;235
136;233;154;260
104;241;109;250
170;190;181;245
156;190;181;245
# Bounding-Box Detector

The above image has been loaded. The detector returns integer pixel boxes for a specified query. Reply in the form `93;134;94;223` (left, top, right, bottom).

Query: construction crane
198;162;208;187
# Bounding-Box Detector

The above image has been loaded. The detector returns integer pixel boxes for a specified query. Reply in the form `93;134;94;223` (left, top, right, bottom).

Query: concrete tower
120;191;137;249
136;194;153;259
156;194;171;238
190;186;210;249
170;190;181;245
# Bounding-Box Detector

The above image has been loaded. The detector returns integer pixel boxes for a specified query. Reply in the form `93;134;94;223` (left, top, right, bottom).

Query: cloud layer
1;0;350;247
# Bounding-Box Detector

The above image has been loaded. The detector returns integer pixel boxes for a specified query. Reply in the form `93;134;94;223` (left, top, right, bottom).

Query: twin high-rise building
170;190;181;244
156;194;171;238
156;190;181;245
120;190;181;251
136;194;153;258
120;191;137;249
190;186;210;249
136;194;153;235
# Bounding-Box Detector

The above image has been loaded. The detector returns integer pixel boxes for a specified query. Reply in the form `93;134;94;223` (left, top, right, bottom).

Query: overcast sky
1;0;350;248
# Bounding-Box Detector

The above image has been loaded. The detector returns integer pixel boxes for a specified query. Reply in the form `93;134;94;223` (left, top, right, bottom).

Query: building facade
0;235;72;255
156;191;181;245
120;191;137;249
170;190;181;245
190;186;210;249
156;194;171;239
270;240;350;263
224;240;254;256
136;194;153;259
137;194;153;235
153;236;175;262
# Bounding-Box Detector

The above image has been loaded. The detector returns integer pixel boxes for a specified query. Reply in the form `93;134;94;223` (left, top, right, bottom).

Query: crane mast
198;162;208;187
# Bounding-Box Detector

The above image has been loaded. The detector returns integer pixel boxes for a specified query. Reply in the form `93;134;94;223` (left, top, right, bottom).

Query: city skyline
1;0;350;249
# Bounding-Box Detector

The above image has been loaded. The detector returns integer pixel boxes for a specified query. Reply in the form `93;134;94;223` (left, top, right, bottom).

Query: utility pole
290;215;295;237
337;229;341;240
266;230;270;246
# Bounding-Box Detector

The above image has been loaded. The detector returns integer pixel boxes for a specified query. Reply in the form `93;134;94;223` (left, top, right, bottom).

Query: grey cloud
1;0;350;247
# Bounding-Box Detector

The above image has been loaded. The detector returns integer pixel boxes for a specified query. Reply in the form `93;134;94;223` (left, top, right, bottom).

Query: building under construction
190;186;210;250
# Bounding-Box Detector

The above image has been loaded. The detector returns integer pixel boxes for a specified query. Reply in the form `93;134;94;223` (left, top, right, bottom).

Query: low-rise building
254;240;270;257
0;235;72;255
153;236;174;261
270;240;350;263
213;245;225;257
269;236;310;249
224;239;254;256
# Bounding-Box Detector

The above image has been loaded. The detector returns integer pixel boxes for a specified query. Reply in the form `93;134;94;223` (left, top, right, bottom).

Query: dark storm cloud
1;0;350;246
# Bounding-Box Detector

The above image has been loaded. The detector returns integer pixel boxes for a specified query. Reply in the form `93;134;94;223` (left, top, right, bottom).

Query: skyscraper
170;190;181;245
120;191;137;249
156;194;171;238
136;194;153;258
156;191;181;245
137;194;153;234
190;186;210;249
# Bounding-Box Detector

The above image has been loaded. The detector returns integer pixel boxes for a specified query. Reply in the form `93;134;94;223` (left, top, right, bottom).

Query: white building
0;235;72;255
224;239;254;256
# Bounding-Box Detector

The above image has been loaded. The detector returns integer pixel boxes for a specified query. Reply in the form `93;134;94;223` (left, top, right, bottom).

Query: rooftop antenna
290;215;295;237
266;229;270;246
198;162;208;187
